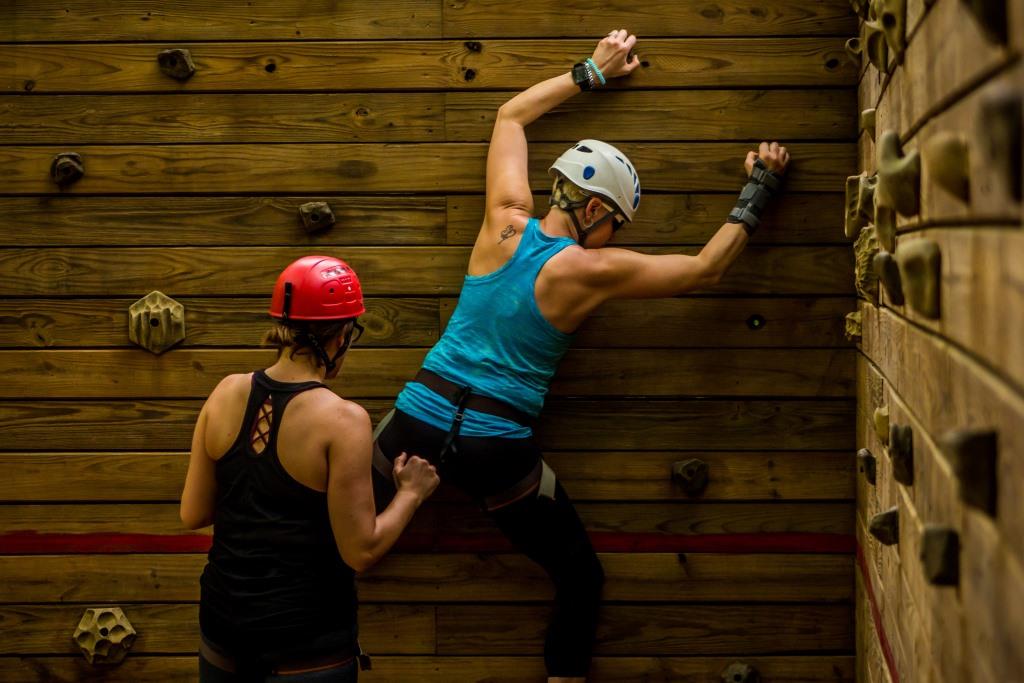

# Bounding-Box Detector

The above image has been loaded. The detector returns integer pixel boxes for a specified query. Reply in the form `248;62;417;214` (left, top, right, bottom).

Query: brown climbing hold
128;291;186;355
877;0;907;62
923;132;970;202
863;20;889;71
845;311;862;343
50;152;84;187
889;424;914;485
960;0;1007;43
853;225;880;301
978;86;1022;202
876;130;921;217
720;661;760;683
845;172;877;239
921;526;959;586
940;428;998;516
873;406;890;446
872;251;905;306
672;459;709;497
858;448;877;485
73;607;136;665
860;108;877;140
157;48;196;80
298;201;336;233
869;507;899;545
896;239;941;319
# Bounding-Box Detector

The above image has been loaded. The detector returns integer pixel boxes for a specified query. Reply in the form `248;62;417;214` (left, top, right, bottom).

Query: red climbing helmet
268;255;366;321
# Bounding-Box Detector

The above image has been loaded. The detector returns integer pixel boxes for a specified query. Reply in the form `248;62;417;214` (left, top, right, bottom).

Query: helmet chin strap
301;324;357;375
570;207;618;247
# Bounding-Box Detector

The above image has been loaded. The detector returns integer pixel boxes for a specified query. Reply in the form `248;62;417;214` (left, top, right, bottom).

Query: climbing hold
858;448;877;485
889;424;914;485
873;406;890;446
157;48;197;81
872;251;905;306
874;206;896;253
868;506;899;545
877;0;907;62
939;428;998;516
845;172;877;239
128;291;186;355
896;239;941;319
720;661;761;683
876;130;921;217
50;152;84;187
72;607;136;665
860;108;877;140
978;86;1022;202
298;201;336;233
863;20;889;71
853;225;880;301
960;0;1008;43
672;459;709;497
922;132;970;202
849;0;871;19
845;311;862;343
921;525;959;585
845;36;863;67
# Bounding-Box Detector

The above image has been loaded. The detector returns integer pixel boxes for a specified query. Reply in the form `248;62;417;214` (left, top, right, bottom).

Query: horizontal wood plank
2;40;856;93
0;142;852;194
0;398;854;451
0;246;854;296
0;552;852;603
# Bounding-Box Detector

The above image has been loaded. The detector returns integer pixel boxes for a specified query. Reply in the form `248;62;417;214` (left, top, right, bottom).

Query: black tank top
199;370;357;663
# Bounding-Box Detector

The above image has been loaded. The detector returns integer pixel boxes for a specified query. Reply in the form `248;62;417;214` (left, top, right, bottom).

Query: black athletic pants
376;409;604;678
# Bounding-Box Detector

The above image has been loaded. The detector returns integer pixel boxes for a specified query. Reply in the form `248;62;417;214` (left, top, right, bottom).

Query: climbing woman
180;256;439;681
372;29;790;682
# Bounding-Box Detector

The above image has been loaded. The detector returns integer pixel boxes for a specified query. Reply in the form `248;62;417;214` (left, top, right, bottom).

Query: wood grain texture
0;246;854;296
0;552;852;603
0;142;852;194
445;193;848;245
0;450;854;502
1;40;855;94
0;398;853;451
0;196;447;247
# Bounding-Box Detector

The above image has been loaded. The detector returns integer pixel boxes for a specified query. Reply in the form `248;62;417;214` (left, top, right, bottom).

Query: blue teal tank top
395;218;576;437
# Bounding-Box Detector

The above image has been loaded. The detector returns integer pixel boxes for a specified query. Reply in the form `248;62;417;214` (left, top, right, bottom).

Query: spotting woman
180;256;439;681
373;30;790;682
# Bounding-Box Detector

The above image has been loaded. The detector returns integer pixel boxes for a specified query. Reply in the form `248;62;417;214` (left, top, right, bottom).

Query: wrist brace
728;158;783;235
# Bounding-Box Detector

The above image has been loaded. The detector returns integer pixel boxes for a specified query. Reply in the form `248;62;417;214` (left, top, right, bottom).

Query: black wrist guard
572;62;594;91
728;158;783;235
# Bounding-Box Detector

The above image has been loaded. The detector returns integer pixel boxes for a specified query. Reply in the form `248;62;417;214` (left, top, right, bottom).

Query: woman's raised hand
591;29;642;80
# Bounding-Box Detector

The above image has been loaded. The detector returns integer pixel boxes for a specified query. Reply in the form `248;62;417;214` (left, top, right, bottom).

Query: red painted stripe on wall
0;530;854;555
856;543;900;683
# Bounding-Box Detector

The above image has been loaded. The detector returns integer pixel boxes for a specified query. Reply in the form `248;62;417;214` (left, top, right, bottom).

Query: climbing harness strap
414;369;534;426
371;408;397;481
483;458;557;512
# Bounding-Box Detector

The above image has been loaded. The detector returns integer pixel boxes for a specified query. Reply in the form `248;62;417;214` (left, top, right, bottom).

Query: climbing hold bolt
876;130;921;218
845;172;877;239
978;86;1022;202
939;428;997;516
922;132;970;202
960;0;1008;43
896;239;941;319
863;20;889;71
845;311;862;343
298;201;336;233
671;458;710;498
720;661;761;683
873;406;890;446
858;448;877;485
877;0;907;63
921;525;959;586
889;423;914;485
860;108;877;140
157;48;197;81
50;152;85;187
853;225;880;301
869;507;899;545
73;607;136;665
872;251;905;306
128;291;186;355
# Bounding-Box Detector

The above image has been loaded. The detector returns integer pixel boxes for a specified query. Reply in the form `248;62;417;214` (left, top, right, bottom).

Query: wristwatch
572;62;593;91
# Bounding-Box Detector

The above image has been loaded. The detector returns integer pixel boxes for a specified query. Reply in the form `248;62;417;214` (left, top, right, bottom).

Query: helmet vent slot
577;145;593;153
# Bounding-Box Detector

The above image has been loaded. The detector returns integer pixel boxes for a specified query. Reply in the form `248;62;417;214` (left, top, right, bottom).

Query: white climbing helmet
548;139;641;222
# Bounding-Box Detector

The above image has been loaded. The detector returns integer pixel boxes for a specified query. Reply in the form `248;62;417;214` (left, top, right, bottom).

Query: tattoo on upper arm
498;225;516;244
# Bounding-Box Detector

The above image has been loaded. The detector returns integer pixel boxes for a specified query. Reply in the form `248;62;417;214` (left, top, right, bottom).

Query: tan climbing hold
922;132;970;202
863;20;889;71
873;406;890;445
844;311;862;342
853;225;880;301
73;607;136;665
128;291;186;354
977;85;1022;203
896;239;941;318
849;0;871;19
872;251;905;306
877;0;907;63
876;130;921;217
845;36;863;66
860;108;877;140
873;206;896;253
845;172;877;239
720;661;760;683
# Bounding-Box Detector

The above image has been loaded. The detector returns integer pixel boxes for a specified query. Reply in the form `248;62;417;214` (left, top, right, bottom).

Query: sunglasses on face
601;201;626;232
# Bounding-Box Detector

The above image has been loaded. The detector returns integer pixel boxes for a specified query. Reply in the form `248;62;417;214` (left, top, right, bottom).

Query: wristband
585;58;606;86
727;158;783;235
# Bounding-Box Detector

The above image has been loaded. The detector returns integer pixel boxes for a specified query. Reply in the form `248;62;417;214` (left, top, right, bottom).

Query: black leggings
376;409;604;678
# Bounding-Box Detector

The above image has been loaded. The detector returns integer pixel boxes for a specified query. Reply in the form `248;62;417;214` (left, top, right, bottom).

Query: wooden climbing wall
0;2;860;680
852;0;1024;681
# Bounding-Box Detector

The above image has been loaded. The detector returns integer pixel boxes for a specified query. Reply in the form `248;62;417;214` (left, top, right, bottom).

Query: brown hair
262;319;352;369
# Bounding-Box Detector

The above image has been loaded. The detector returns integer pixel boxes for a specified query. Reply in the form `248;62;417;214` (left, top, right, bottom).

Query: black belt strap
414;369;534;427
